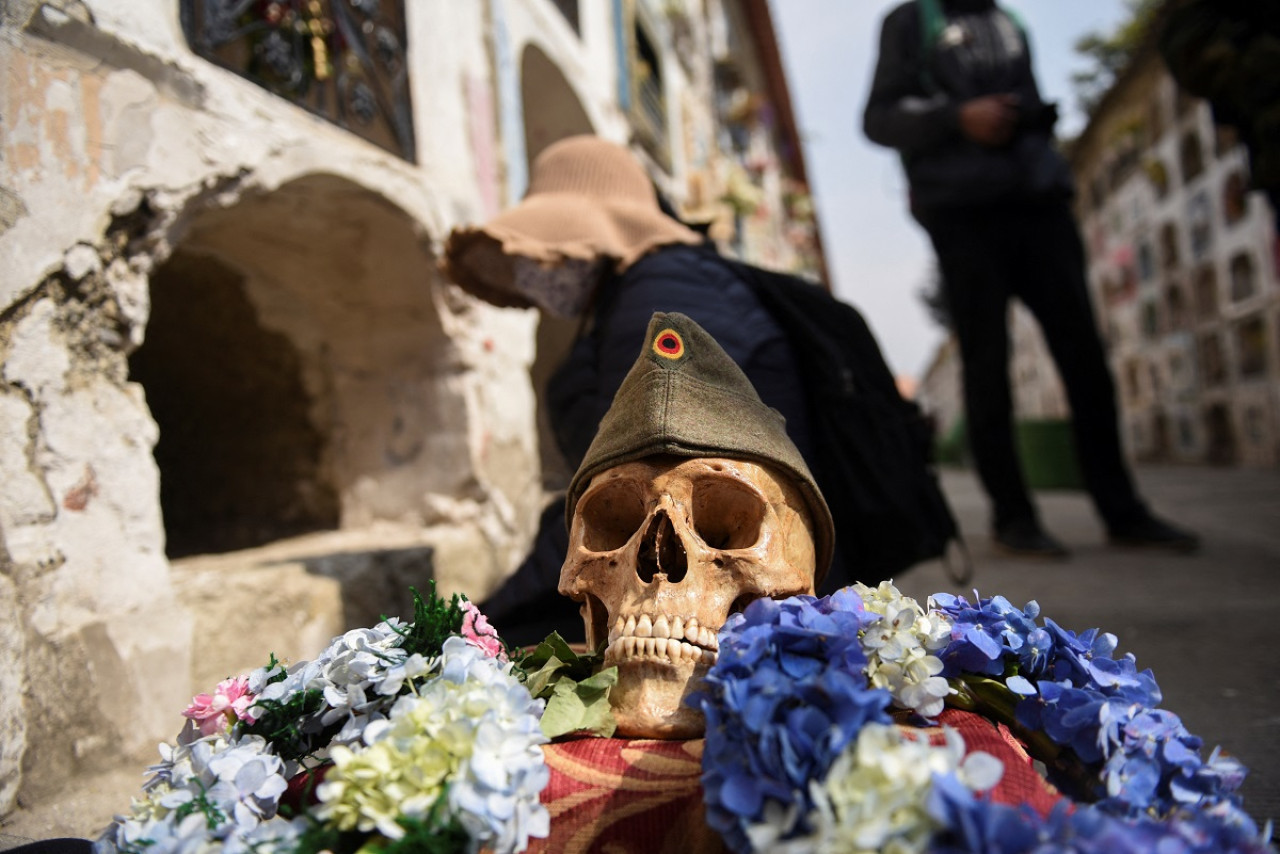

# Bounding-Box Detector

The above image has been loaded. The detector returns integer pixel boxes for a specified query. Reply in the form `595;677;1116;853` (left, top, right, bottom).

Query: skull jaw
610;659;708;739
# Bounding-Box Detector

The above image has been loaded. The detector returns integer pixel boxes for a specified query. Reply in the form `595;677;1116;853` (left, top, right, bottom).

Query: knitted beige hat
442;135;703;310
567;311;835;585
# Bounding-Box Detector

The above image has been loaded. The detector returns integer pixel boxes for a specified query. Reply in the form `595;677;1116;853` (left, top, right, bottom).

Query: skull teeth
605;635;717;666
608;614;720;652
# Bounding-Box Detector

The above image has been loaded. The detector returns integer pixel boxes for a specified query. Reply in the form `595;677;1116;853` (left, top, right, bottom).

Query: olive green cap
566;311;834;583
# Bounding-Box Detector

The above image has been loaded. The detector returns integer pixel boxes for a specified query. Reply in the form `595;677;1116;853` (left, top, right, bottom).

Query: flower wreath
99;582;1274;854
697;582;1274;854
96;586;616;854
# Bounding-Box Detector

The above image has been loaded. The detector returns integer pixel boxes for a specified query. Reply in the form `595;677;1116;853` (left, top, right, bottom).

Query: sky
770;0;1132;381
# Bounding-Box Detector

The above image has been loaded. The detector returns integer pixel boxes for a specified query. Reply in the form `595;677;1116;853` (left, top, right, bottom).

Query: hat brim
443;192;702;310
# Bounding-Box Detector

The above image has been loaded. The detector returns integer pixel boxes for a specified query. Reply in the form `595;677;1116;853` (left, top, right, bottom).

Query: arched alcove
1229;252;1257;302
520;44;593;169
130;250;339;556
1180;130;1205;183
1204;403;1237;465
132;174;467;556
518;44;596;489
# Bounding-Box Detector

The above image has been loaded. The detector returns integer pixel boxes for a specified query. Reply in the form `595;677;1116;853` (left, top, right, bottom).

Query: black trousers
920;200;1148;533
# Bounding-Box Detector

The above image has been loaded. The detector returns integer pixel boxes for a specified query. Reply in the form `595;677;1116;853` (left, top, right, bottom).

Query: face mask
512;255;607;317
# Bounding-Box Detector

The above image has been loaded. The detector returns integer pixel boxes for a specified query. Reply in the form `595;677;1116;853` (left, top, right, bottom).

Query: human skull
559;455;817;739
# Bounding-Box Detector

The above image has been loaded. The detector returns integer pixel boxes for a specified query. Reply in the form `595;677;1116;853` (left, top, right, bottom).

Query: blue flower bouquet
696;581;1274;854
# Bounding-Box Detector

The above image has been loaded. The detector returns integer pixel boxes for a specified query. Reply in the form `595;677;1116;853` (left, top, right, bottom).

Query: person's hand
959;94;1020;146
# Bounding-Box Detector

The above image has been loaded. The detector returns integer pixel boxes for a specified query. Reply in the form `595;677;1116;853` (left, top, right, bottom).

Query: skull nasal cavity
637;509;688;583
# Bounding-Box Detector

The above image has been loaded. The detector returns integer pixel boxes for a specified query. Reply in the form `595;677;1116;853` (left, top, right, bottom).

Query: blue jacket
548;243;814;470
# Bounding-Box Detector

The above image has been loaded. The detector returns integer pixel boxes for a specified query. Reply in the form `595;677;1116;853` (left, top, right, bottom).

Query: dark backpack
720;256;966;588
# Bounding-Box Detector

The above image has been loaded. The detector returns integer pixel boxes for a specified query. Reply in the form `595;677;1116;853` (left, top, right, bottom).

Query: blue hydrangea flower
929;796;1273;854
931;593;1043;678
1042;619;1161;708
696;593;892;853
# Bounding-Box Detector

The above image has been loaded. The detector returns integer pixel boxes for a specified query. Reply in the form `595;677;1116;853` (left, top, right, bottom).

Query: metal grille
182;0;417;162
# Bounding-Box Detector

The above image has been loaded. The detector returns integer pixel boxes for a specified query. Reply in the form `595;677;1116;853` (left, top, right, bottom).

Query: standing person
1158;0;1280;229
444;134;837;643
862;0;1198;557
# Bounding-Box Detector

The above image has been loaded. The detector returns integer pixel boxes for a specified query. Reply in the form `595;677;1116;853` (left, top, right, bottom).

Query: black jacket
862;0;1074;215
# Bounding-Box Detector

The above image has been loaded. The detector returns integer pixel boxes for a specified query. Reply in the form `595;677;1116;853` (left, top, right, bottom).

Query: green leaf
239;687;331;763
574;667;620;696
539;666;619;739
524;654;570;698
520;632;610;695
514;631;618;739
523;632;596;673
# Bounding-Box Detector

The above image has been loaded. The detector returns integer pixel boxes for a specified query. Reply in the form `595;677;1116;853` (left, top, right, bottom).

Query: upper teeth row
609;614;719;650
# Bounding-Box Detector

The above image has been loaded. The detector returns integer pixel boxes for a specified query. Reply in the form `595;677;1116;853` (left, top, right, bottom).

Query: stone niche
147;174;473;538
0;172;540;823
129;248;341;558
134;173;515;694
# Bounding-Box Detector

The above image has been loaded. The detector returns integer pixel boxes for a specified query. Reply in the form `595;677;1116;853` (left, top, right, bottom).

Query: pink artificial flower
461;600;506;660
182;675;257;736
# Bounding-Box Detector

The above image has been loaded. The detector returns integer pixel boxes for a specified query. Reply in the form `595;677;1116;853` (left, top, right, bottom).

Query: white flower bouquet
97;587;615;854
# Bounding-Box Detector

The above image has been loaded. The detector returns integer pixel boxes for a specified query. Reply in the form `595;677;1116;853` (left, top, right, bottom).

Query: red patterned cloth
532;736;726;854
533;709;1063;854
908;707;1064;817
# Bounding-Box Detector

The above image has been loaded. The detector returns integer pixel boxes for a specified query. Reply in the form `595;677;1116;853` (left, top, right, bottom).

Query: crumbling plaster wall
1;0;542;816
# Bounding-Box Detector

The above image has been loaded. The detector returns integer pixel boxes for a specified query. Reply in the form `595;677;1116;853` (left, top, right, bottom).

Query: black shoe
1107;515;1200;553
993;520;1070;559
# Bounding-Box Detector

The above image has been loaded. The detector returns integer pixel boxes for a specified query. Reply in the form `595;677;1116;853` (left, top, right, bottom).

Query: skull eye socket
578;480;647;552
692;477;765;550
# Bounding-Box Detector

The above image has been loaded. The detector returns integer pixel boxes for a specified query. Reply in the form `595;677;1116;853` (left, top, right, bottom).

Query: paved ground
894;465;1280;830
2;464;1278;845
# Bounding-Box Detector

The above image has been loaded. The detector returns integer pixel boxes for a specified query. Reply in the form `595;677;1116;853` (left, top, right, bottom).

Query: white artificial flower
375;652;431;696
204;737;289;828
804;723;1002;854
317;637;549;854
221;817;307;854
853;581;955;717
245;618;430;751
313;620;423;745
247;658;323;716
98;733;290;853
745;800;808;854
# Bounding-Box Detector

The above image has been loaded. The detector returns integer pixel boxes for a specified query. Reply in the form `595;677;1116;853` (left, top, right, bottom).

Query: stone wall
0;0;542;817
1071;54;1280;467
0;195;194;809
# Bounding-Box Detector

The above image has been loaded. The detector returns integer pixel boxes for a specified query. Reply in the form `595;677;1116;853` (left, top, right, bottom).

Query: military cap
566;311;834;582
